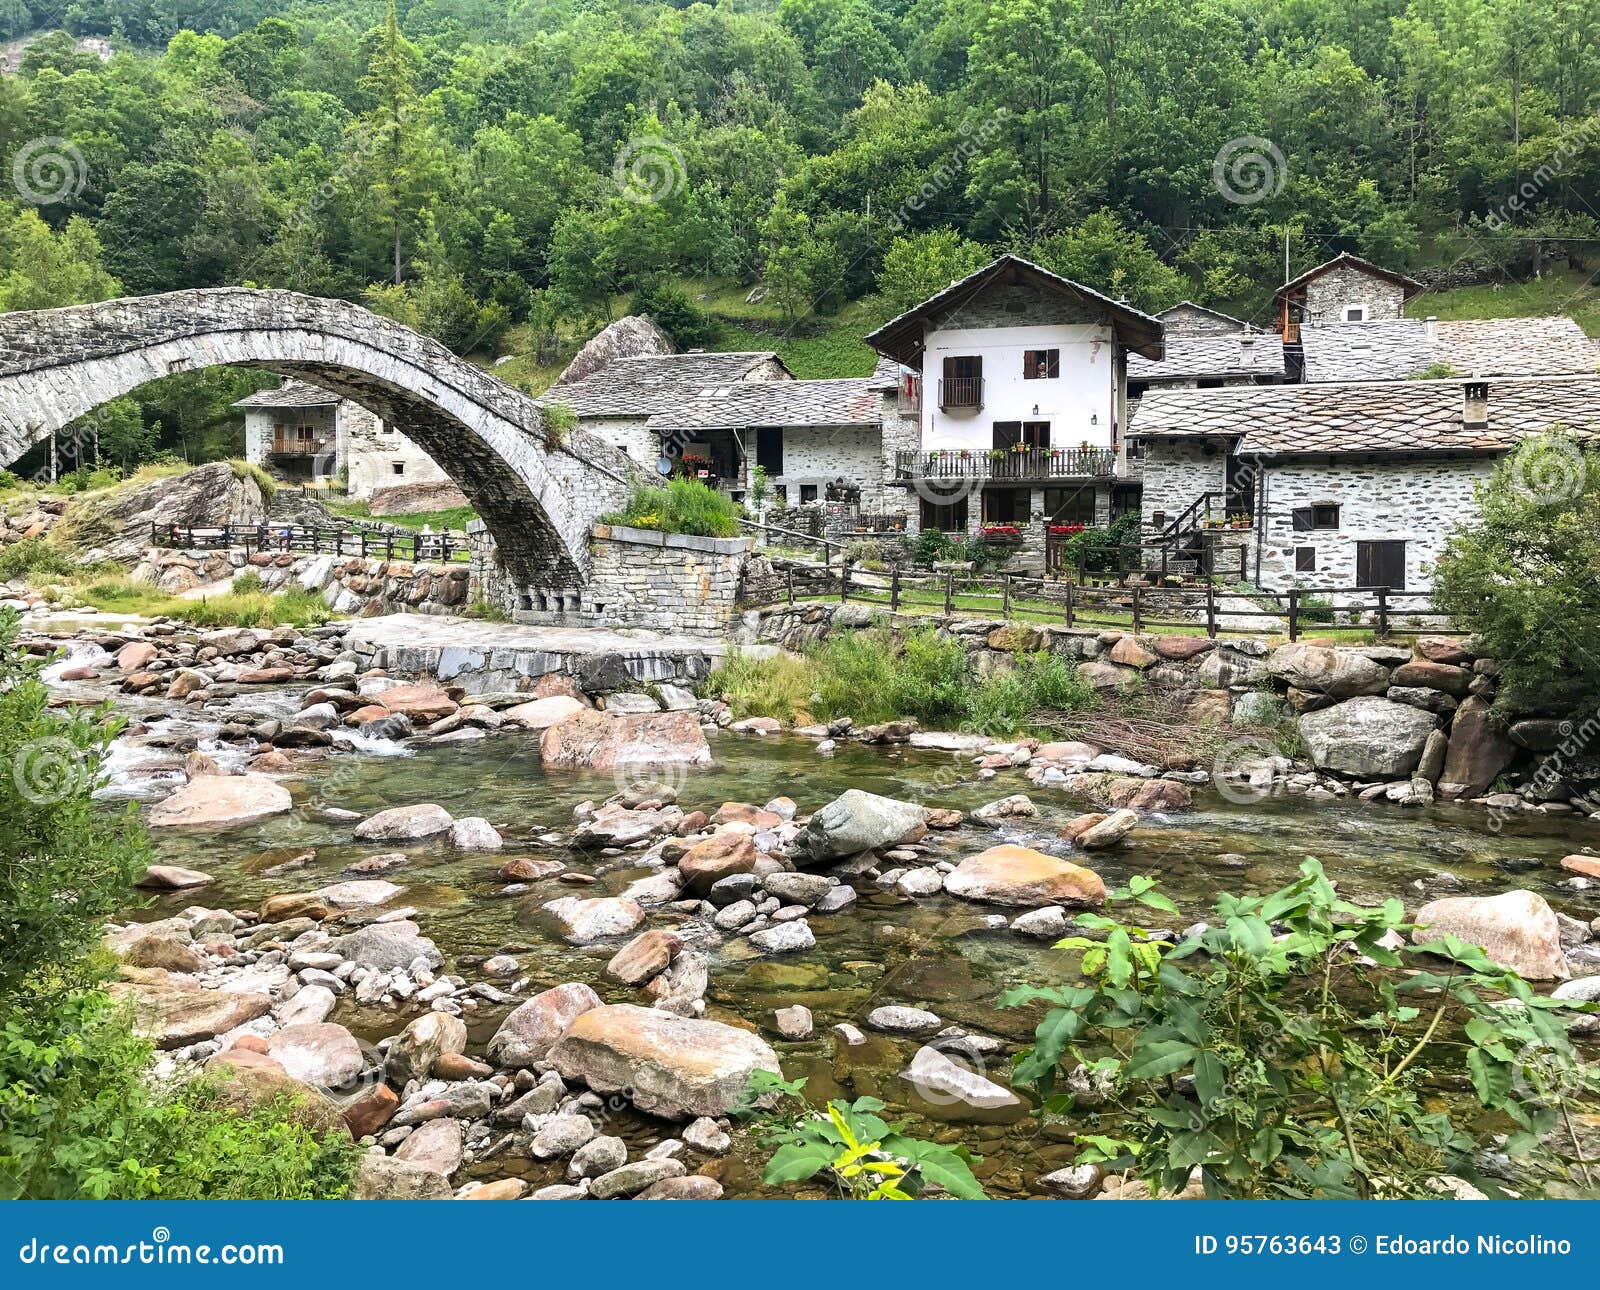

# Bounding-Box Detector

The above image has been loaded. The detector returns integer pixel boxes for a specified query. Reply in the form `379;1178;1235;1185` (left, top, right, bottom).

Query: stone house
1127;304;1285;397
1274;251;1424;335
864;254;1161;552
236;379;458;507
1298;315;1597;382
1128;374;1600;593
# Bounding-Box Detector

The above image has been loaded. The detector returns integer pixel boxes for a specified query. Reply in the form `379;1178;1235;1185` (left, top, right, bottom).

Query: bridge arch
0;289;639;589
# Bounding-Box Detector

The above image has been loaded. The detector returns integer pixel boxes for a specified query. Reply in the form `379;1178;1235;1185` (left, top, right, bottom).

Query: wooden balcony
937;376;983;410
895;447;1117;483
269;436;334;457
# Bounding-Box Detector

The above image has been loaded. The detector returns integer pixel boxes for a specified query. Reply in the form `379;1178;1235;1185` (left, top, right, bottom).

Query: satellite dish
656;455;674;477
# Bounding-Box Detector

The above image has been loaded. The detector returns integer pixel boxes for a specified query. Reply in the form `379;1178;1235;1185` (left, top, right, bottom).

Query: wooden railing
766;564;1458;640
937;376;983;409
895;447;1117;481
154;522;472;564
269;437;333;457
1044;540;1250;586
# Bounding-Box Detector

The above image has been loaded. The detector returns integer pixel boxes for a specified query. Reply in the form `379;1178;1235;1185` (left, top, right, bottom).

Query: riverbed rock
1391;660;1472;696
774;1005;814;1040
902;1044;1024;1111
503;695;588;731
205;1050;349;1138
531;1115;597;1159
377;682;458;724
1077;808;1140;848
790;789;928;865
354;803;454;841
488;982;603;1067
591;1159;686;1199
1437;696;1517;800
637;1175;724;1199
575;802;678;848
136;864;214;890
449;816;503;851
266;1022;364;1089
1297;697;1438;777
327;921;444;973
568;1134;627;1179
606;930;681;986
309;879;405;909
542;895;646;944
546;1004;782;1119
973;794;1038;824
944;844;1107;907
1267;643;1390;699
539;710;712;770
866;1005;942;1036
107;981;273;1049
1412;890;1568;981
387;1012;469;1083
353;1154;452;1200
749;920;816;954
123;934;206;973
679;832;761;893
147;774;292;828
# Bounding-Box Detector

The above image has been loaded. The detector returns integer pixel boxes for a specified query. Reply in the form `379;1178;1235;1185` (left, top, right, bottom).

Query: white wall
342;403;454;500
921;322;1116;452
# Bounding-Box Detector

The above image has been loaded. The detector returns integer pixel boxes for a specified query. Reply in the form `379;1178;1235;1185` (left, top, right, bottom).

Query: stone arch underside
0;289;639;590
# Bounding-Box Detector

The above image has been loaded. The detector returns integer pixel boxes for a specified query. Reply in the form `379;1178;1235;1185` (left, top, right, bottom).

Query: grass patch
227;459;278;500
67;571;334;627
1408;267;1600;337
600;476;742;538
708;626;1097;735
0;538;76;581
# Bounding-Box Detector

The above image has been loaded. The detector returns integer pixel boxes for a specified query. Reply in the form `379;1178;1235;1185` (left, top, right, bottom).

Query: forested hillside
0;0;1596;466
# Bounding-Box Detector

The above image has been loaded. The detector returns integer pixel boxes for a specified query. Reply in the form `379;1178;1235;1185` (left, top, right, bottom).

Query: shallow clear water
127;726;1598;1198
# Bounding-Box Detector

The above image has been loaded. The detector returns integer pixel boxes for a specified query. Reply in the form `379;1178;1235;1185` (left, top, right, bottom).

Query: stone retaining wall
733;602;1587;815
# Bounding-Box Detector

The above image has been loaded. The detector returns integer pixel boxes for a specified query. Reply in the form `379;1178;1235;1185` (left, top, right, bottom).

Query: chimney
1463;379;1489;430
1424;315;1438;340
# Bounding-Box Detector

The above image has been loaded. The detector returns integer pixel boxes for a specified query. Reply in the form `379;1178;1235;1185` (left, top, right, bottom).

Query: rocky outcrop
147;774;293;828
546;1004;781;1119
539;710;711;770
1297;697;1438;777
553;314;673;387
58;462;267;565
366;480;468;515
1437;697;1517;800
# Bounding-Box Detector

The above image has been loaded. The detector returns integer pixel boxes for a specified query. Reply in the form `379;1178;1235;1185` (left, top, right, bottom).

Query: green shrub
1062;510;1141;574
174;583;332;629
0;470;22;493
810;629;898;724
601;476;742;538
1002;858;1600;1199
0;537;76;581
633;280;714;348
707;649;820;724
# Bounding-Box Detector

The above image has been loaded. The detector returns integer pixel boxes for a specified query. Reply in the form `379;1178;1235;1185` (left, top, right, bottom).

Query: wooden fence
773;564;1461;640
154;523;472;564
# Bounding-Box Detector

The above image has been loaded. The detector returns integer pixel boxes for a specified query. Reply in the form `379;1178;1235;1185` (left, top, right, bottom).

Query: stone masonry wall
1139;438;1228;532
133;546;473;615
1302;264;1406;324
1257;457;1492;592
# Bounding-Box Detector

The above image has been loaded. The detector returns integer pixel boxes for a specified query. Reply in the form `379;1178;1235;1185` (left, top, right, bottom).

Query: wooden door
1356;540;1405;589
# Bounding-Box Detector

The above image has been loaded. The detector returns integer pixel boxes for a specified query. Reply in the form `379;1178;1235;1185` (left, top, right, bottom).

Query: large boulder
553;314;673;387
539;710;711;770
204;1050;349;1138
1266;643;1390;699
547;1004;781;1119
386;1012;468;1083
1412;890;1568;981
147;774;292;828
56;461;266;564
376;682;458;724
943;844;1106;908
326;921;444;973
1297;697;1438;777
266;1023;365;1088
542;895;646;944
502;695;587;731
353;1154;452;1200
678;832;761;894
354;803;454;841
106;981;273;1049
488;982;603;1068
790;790;928;865
1437;697;1518;800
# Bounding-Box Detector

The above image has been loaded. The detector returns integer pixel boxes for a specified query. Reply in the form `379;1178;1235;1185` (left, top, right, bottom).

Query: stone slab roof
1128;375;1600;457
1128;333;1285;382
1155;301;1248;333
544;351;788;417
1274;251;1423;302
1301;316;1598;382
647;378;883;432
232;379;342;409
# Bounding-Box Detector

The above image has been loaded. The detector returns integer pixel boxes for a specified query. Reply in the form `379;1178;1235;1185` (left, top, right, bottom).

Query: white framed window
1343;304;1367;322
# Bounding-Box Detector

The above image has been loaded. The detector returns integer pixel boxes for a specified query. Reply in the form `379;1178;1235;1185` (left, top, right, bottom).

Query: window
1295;546;1316;573
799;484;818;503
1044;487;1096;525
1343;304;1366;322
756;427;783;475
920;496;968;532
773;484;787;503
992;421;1050;450
1291;503;1339;531
1023;348;1060;379
391;462;405;476
1128;381;1149;400
1197;378;1224;389
983;488;1028;524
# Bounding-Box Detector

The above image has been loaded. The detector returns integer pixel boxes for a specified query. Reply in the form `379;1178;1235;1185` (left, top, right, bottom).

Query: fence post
786;567;795;605
1064;581;1074;628
1160;543;1168;584
943;571;953;615
1205;580;1217;638
1131;583;1143;634
1001;573;1011;620
1376;586;1389;638
890;566;901;614
1288;588;1300;641
839;564;848;602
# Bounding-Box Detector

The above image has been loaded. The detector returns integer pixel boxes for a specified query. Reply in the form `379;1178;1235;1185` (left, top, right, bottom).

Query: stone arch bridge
0;289;642;593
